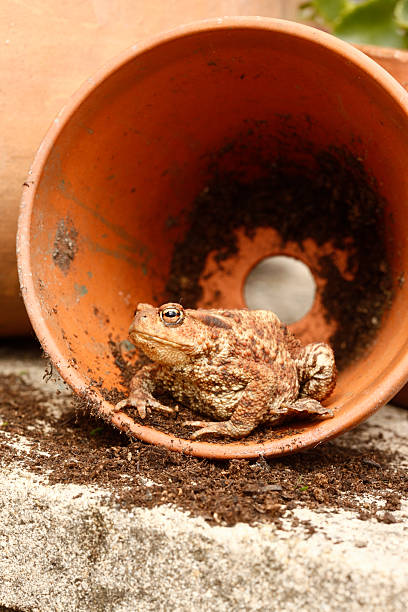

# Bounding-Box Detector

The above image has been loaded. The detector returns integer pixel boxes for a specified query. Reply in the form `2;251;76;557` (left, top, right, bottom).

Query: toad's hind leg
296;342;336;401
185;399;267;439
185;418;256;440
186;396;334;439
185;373;284;440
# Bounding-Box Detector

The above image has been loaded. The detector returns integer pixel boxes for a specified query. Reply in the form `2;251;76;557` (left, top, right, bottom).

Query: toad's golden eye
159;304;184;326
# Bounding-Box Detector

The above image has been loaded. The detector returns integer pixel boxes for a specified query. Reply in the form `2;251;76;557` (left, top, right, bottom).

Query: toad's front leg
113;364;174;419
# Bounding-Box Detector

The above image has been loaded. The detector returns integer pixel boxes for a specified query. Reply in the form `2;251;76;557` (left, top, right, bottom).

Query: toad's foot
296;342;336;402
286;397;334;418
184;419;254;440
114;396;174;419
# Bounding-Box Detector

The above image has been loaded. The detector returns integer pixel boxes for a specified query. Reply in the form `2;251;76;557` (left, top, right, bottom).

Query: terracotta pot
18;18;408;459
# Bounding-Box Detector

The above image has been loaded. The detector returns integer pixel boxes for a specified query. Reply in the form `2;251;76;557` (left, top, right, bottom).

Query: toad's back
206;308;302;365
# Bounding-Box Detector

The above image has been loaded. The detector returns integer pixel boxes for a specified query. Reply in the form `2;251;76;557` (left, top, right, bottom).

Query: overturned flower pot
18;18;408;459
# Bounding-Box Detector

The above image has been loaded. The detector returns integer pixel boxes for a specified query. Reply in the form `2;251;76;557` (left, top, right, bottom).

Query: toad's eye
159;305;184;326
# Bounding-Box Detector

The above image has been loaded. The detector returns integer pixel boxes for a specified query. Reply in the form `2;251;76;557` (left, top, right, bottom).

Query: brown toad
114;303;336;439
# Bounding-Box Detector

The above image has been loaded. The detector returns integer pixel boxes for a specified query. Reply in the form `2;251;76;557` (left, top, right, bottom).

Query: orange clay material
18;18;408;458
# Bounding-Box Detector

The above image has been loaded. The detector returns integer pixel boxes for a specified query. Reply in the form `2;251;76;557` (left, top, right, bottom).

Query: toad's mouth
130;329;194;351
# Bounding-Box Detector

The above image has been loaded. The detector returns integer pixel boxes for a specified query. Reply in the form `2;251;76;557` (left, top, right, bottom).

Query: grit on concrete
0;346;408;612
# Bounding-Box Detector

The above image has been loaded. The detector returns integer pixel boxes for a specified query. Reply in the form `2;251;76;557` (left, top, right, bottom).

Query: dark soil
1;371;406;529
166;145;393;371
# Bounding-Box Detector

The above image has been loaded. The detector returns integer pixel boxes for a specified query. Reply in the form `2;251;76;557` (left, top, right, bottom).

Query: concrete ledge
0;348;407;611
1;465;407;612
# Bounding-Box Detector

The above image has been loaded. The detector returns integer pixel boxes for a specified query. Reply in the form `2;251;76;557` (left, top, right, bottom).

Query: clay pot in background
18;18;408;458
358;44;408;90
1;0;289;337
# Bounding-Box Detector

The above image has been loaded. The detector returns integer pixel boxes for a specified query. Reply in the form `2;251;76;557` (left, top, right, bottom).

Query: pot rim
356;41;408;62
17;16;408;459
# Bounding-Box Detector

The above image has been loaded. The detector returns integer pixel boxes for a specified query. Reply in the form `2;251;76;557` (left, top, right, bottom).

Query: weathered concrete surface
0;347;407;612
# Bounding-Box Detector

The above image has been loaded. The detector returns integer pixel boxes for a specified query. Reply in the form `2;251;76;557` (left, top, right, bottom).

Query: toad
113;303;336;439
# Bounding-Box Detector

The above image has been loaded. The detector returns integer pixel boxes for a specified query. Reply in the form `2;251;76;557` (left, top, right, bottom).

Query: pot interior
21;22;408;455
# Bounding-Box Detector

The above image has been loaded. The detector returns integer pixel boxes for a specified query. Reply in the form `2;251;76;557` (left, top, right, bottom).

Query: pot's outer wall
18;19;408;458
357;43;408;411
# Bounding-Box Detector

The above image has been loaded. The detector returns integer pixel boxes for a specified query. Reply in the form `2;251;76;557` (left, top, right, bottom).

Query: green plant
300;0;408;48
89;425;105;436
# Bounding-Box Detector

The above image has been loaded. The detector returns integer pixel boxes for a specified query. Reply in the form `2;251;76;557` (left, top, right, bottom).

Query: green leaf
313;0;351;24
395;0;408;29
89;426;104;436
334;0;408;49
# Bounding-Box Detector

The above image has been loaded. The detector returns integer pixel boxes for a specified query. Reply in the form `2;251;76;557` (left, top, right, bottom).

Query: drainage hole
244;255;316;324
